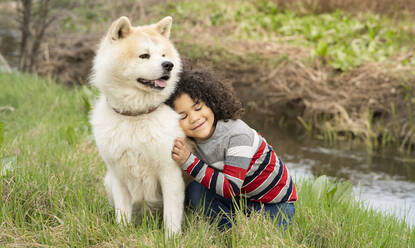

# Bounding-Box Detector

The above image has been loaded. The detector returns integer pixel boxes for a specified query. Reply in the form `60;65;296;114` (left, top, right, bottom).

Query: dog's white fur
90;16;185;236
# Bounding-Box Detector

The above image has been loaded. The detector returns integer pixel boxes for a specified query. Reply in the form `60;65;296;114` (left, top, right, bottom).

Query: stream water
243;111;415;227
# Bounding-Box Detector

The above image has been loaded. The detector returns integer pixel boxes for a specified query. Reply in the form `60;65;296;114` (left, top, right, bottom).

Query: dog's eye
139;54;150;59
162;54;166;57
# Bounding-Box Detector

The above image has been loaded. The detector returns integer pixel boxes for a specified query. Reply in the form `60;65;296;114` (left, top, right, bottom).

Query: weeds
297;116;313;132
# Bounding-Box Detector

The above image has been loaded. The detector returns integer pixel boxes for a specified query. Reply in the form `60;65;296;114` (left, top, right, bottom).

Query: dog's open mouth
137;75;170;90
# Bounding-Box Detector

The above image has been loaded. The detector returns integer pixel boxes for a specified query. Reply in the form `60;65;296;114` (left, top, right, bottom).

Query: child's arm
172;136;253;198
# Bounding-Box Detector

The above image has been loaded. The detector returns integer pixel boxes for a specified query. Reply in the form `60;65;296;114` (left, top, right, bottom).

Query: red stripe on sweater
223;164;247;180
184;157;199;175
201;166;214;188
241;150;276;193
258;160;288;203
288;182;297;202
247;140;266;171
222;179;233;198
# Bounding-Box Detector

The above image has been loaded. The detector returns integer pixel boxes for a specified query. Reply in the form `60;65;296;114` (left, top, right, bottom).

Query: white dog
90;16;185;236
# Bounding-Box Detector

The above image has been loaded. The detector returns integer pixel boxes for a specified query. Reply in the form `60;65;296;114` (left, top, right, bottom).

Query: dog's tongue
155;80;167;88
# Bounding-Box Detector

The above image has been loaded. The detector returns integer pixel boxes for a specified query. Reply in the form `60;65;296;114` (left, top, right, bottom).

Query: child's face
174;93;215;142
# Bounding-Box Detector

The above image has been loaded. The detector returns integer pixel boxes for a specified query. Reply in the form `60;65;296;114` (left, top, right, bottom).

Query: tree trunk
18;0;32;72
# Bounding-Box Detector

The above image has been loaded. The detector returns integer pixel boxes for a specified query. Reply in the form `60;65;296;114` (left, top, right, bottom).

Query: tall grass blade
0;121;3;148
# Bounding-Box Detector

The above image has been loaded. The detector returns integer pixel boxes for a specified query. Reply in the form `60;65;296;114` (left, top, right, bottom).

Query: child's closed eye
180;114;187;120
195;104;202;111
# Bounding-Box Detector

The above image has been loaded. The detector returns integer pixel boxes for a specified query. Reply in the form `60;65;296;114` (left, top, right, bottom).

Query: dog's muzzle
136;61;174;90
137;74;170;90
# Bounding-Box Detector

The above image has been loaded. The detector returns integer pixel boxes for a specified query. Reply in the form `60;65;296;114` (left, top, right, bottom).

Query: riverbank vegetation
1;0;413;153
155;0;415;154
0;72;414;247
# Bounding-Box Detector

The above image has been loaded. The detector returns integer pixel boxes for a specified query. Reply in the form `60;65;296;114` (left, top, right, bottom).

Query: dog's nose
162;61;174;72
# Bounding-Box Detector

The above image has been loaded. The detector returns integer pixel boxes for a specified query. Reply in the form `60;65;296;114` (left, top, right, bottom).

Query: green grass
159;0;415;71
0;72;414;247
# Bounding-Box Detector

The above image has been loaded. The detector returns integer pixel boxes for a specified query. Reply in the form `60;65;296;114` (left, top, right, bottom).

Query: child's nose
189;112;199;123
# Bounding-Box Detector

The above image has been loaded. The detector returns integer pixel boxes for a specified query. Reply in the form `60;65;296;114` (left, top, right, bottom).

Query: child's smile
174;93;215;141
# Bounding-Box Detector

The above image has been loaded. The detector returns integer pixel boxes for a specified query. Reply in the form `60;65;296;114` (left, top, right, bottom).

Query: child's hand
171;138;191;165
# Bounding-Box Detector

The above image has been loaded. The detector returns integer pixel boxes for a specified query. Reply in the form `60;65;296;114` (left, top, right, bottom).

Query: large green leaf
312;175;329;200
333;180;353;203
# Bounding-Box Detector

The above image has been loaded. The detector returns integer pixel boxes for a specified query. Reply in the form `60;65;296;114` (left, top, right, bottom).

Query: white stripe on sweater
227;145;253;158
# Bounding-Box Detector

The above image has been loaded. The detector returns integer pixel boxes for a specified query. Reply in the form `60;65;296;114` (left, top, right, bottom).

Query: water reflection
243;110;415;227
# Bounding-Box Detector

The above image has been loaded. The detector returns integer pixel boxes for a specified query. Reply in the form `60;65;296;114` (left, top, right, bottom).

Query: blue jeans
185;181;295;231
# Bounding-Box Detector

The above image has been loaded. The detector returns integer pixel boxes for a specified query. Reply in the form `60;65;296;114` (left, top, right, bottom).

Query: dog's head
91;16;182;108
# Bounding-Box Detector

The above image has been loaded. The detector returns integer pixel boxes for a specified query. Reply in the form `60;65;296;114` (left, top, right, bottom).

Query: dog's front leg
159;165;185;238
105;171;133;224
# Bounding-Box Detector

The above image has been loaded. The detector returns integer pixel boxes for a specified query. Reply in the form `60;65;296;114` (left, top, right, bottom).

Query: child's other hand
172;138;191;165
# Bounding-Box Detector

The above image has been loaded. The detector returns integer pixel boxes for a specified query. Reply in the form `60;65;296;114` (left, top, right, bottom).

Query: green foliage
61;3;109;32
238;3;413;71
297;116;313;132
163;0;415;71
312;175;330;200
311;175;353;205
80;85;97;114
64;126;76;145
315;40;328;57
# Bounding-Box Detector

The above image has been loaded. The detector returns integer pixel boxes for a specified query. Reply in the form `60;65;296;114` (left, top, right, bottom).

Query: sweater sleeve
181;134;254;198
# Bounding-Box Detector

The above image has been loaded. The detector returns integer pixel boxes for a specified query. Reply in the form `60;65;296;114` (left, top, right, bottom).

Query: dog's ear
155;16;172;39
109;16;132;41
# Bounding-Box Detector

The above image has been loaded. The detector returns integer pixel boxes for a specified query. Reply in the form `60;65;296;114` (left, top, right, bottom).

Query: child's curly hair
165;69;244;121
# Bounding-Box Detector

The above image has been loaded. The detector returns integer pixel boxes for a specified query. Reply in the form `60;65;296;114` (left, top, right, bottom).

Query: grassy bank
0;72;414;247
2;0;411;152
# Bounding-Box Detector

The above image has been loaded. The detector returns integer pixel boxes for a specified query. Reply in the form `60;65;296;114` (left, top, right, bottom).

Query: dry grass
249;56;415;148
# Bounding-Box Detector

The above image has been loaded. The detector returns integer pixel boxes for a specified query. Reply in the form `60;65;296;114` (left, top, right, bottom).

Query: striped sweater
182;119;297;204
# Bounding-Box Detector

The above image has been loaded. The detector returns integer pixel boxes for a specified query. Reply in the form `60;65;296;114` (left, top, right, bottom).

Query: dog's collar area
111;105;160;116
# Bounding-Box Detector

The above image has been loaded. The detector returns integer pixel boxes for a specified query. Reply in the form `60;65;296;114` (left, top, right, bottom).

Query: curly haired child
166;70;297;230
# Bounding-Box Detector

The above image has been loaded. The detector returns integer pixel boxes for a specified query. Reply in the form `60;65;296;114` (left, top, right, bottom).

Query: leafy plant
188;1;415;71
312;175;330;200
312;175;353;205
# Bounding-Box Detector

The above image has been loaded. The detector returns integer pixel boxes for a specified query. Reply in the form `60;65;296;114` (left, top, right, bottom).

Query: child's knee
185;181;206;208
